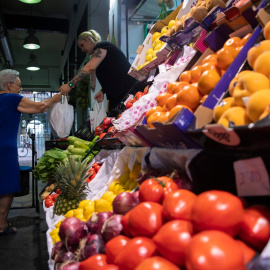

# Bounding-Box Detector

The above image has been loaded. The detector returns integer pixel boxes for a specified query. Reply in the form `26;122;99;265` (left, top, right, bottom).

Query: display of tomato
95;125;104;136
79;254;107;270
143;85;149;95
162;189;197;221
99;133;107;139
134;91;144;101
190;190;245;236
235;239;257;264
135;256;180;270
152;219;194;266
114;237;157;270
185;230;246;270
121;210;133;237
138;177;178;204
45;193;59;208
125;99;134;109
105;235;130;264
237;204;270;251
128;202;164;237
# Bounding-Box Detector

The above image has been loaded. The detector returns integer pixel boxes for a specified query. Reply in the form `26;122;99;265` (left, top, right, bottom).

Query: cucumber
70;147;87;155
74;141;89;149
68;136;91;146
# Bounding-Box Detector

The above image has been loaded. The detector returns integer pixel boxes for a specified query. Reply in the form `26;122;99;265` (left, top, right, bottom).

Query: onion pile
87;212;113;234
102;214;124;242
112;192;139;215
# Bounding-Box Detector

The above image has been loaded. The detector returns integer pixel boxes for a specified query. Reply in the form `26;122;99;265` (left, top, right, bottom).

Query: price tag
128;151;137;172
204;125;240;146
234;157;270;197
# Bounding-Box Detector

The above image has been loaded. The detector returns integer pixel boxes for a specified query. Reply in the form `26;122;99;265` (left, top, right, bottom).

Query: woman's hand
59;83;71;95
94;90;104;102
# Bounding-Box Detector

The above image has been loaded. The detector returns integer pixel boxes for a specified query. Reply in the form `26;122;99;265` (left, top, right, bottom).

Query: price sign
234;157;270;197
128;151;137;172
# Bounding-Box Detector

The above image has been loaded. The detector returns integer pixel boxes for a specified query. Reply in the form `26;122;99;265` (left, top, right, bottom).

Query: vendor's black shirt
93;41;137;111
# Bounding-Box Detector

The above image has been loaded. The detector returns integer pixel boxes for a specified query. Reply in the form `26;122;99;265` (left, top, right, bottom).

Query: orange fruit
147;111;162;128
236;46;243;53
179;70;191;83
145;105;166;120
247;40;270;69
228;70;253;96
201;54;218;65
172;81;190;94
156;92;172;107
197;69;221;95
240;33;252;46
192;82;198;88
165;94;178;111
167;82;180;94
169;105;192;119
253;51;270;78
246;89;270;122
190;65;202;83
176;84;201;111
158;111;170;123
200;95;208;104
263;21;270;40
224;36;242;48
201;61;221;76
213;96;235;123
216;46;238;70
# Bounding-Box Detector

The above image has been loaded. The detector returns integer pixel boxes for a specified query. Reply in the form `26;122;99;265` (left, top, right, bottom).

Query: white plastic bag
93;100;107;130
48;96;74;138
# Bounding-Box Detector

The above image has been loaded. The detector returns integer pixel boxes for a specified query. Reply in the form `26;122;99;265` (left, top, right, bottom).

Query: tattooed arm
59;48;107;95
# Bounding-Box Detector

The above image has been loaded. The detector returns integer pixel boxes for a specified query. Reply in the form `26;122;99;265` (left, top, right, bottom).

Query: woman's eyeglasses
11;82;22;89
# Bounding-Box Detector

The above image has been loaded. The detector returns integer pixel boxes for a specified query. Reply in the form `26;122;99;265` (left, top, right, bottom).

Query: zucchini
68;136;91;146
70;147;87;155
74;141;89;149
67;145;75;153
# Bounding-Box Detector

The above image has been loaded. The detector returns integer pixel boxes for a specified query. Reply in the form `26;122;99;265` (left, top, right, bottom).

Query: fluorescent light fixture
19;0;41;3
26;52;40;71
23;29;40;50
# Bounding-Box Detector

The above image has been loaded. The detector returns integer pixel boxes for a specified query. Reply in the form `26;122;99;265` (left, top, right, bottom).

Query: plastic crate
45;140;69;151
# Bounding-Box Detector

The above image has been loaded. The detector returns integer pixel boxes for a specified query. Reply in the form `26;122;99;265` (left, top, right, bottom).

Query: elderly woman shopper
0;69;62;235
59;29;138;114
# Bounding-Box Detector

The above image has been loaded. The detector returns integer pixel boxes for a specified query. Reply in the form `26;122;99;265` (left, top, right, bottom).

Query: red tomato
162;189;197;221
45;199;54;208
135;256;180;270
99;133;107;139
235;239;257;264
139;177;178;204
135;91;144;100
121;211;133;237
79;254;108;270
126;100;133;109
190;190;245;236
105;235;130;264
185;230;246;270
128;202;164;237
114;237;157;270
95;125;104;136
143;85;149;95
237;204;270;251
56;188;61;194
152;220;194;266
108;126;116;133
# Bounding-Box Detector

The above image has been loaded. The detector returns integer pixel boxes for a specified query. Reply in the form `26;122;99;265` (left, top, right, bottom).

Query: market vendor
59;29;140;115
0;69;63;236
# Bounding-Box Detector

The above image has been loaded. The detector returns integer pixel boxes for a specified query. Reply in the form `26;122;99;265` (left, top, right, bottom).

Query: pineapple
53;156;90;216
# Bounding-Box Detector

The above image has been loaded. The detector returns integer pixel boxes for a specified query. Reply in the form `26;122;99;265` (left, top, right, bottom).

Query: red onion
54;251;75;263
79;233;105;261
55;261;80;270
87;212;112;234
51;241;66;260
59;217;89;252
112;192;139;215
101;214;124;242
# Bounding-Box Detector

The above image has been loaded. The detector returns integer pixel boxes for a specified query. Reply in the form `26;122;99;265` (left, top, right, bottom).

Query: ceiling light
19;0;42;4
23;29;40;50
26;52;40;71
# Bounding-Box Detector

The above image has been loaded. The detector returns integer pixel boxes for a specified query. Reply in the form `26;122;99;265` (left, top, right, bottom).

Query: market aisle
0;151;50;270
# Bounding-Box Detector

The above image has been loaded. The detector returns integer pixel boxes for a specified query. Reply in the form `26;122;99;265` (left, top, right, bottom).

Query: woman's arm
59;48;107;95
17;94;62;114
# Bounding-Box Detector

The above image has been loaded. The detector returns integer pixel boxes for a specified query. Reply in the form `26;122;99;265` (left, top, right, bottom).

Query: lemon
145;54;153;62
116;187;126;195
114;183;125;194
64;210;74;218
168;20;176;28
117;173;130;184
129;181;138;191
152;32;161;43
137;65;142;70
109;181;119;192
95;199;113;212
124;179;133;190
161;26;169;35
153;38;162;48
49;227;59;236
78;199;91;209
102;191;116;203
74;213;85;220
153;42;162;52
129;163;141;180
54;219;64;228
73;208;83;216
146;48;154;55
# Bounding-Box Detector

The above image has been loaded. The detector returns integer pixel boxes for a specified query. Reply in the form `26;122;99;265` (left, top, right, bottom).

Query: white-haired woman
59;29;138;114
0;69;62;235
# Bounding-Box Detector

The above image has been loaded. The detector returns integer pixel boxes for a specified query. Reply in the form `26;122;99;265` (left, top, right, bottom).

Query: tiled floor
0;151;50;270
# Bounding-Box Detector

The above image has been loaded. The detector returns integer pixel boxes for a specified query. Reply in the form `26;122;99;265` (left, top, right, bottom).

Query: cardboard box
128;5;182;81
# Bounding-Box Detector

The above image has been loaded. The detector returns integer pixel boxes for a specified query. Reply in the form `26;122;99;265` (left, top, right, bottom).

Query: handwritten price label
234;157;270;197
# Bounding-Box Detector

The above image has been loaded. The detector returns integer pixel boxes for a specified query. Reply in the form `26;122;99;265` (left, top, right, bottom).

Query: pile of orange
146;33;252;128
213;22;270;128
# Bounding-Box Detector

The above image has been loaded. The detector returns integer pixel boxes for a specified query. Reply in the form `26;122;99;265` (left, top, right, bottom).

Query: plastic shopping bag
93;100;107;130
48;96;74;138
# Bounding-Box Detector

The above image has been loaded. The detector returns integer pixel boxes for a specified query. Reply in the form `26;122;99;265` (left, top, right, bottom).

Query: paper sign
234;157;270;197
204;125;240;146
128;151;137;172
